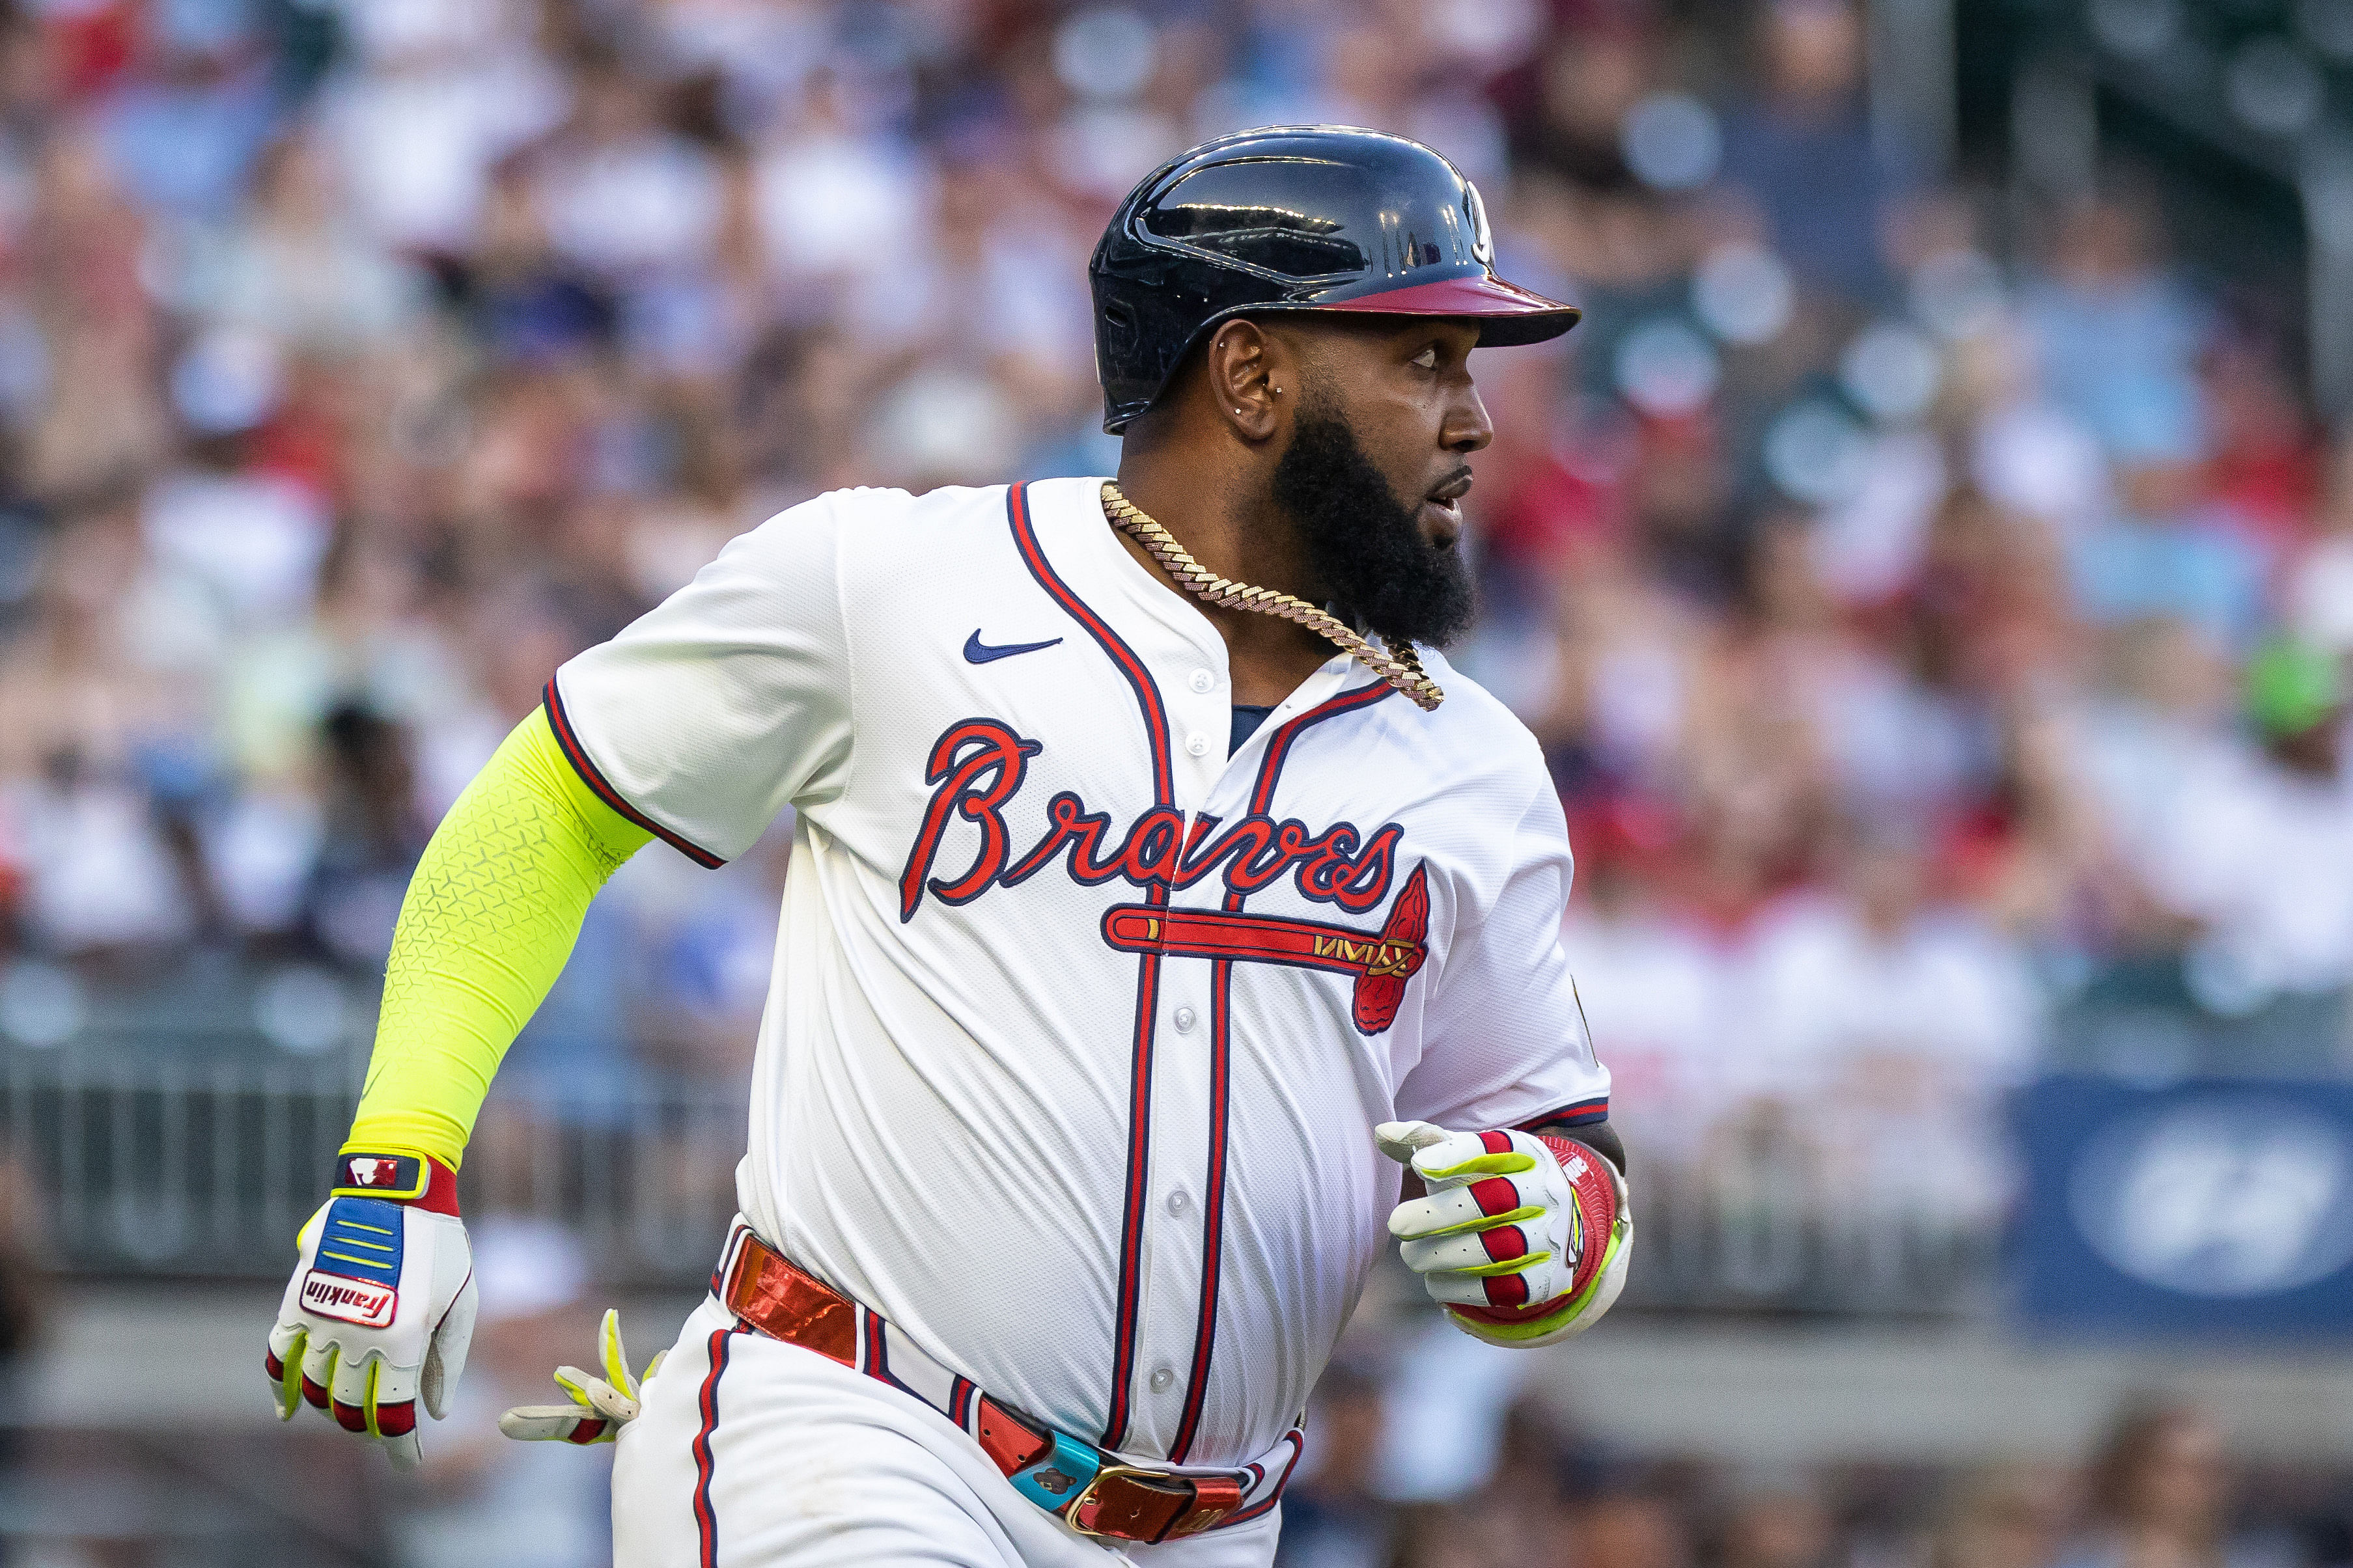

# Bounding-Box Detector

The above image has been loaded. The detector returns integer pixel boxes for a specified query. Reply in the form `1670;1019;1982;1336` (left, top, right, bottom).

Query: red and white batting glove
265;1148;479;1469
1378;1121;1632;1347
498;1308;665;1445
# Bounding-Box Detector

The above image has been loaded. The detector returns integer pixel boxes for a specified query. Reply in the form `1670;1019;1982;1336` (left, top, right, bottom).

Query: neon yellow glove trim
1416;1203;1546;1239
1451;1250;1558;1279
346;708;652;1168
275;1334;305;1418
1420;1149;1539;1179
364;1358;385;1438
1445;1223;1627;1343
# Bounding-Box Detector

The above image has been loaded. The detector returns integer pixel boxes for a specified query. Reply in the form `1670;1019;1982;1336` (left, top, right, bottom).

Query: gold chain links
1098;481;1445;712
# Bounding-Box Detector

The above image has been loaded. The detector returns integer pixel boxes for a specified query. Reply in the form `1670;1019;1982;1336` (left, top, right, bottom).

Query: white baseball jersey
550;475;1609;1474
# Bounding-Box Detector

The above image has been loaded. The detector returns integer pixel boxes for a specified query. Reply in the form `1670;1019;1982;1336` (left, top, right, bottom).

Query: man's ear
1203;319;1288;443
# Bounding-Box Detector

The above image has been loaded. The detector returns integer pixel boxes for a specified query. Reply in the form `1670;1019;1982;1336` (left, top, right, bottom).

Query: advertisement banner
2011;1076;2353;1337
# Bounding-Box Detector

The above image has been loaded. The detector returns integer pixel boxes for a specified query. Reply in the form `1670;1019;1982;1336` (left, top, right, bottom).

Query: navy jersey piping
542;678;727;868
1004;480;1173;1453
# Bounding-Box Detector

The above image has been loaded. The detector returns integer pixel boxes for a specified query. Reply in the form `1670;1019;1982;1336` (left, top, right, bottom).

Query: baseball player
266;126;1630;1565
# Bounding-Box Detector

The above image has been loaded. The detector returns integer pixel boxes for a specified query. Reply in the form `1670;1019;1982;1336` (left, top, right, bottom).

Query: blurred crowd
23;1211;2346;1568
128;1216;2342;1568
0;0;2339;1219
339;1222;2353;1568
1275;1360;2349;1568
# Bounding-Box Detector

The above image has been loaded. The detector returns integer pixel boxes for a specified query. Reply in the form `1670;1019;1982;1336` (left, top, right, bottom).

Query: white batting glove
499;1307;666;1445
1378;1120;1632;1347
266;1149;479;1469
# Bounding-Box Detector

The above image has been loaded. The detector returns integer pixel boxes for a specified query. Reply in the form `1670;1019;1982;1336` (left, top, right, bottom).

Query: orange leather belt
720;1229;1291;1544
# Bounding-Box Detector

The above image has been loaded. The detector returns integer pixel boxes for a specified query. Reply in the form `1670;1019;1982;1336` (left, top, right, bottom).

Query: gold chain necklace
1098;481;1445;712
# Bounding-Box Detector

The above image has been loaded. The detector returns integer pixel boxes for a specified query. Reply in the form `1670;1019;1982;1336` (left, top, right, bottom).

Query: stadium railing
0;1037;1989;1314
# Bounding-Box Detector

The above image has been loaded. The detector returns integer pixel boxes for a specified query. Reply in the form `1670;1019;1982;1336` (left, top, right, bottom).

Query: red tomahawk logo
1100;865;1430;1034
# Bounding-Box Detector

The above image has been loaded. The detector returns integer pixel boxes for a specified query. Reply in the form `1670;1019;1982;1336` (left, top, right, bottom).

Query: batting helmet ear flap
1089;125;1581;434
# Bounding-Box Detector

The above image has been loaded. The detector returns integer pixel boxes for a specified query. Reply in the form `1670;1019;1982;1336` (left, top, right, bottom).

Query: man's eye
1411;347;1438;370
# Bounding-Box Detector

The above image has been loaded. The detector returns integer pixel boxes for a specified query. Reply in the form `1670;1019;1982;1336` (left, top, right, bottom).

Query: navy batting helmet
1089;125;1581;433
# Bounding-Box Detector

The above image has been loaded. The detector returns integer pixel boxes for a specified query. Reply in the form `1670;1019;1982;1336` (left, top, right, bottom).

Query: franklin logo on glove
300;1274;397;1328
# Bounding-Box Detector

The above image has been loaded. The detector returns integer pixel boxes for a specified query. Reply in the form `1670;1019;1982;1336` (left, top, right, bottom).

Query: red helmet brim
1316;273;1582;346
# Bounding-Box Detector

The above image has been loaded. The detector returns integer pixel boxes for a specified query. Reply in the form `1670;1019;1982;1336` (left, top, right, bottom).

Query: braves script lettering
898;719;1404;922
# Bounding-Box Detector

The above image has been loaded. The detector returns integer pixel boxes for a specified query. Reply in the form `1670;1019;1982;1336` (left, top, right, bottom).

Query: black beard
1270;406;1477;650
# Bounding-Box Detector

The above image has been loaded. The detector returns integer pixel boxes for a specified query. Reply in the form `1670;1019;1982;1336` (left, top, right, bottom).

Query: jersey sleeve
1395;773;1611;1132
546;492;857;866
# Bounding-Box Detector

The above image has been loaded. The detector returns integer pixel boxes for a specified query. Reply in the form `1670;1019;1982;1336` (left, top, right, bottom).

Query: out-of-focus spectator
2287;432;2353;657
2075;617;2242;893
178;128;429;350
751;65;923;287
92;9;279;224
1274;1358;1393;1568
302;702;427;967
2203;336;2321;557
2132;643;2353;1053
2059;1403;2298;1568
1557;799;1737;1166
1714;1472;1837;1568
21;131;171;501
1377;1397;1591;1568
1741;821;2038;1223
2069;448;2266;656
0;496;196;955
1520;540;1699;800
1578;1482;1699;1568
1932;1464;2070;1568
316;0;568;255
1388;1500;1555;1568
1374;1315;1530;1505
2020;196;2212;464
1715;0;1904;303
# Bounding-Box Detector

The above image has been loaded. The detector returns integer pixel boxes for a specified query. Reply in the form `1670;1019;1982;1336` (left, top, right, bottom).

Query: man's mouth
1423;469;1473;537
1426;469;1473;510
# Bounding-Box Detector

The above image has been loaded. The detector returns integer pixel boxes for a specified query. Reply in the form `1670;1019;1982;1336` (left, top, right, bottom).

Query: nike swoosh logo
964;630;1064;664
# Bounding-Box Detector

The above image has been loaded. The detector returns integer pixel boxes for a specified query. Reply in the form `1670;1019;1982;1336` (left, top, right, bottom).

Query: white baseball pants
611;1296;1284;1568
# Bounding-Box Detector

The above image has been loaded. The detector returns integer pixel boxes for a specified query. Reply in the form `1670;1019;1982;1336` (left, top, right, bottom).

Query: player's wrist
331;1146;462;1217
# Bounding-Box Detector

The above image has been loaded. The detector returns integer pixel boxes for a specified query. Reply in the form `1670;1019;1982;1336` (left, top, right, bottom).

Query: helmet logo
1466;182;1494;265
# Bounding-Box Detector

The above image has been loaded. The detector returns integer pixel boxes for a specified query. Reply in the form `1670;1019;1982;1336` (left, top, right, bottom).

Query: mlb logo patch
332;1151;426;1201
301;1269;398;1328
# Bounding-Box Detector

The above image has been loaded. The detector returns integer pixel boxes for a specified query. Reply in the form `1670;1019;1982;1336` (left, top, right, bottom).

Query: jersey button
1173;1006;1197;1032
1150;1366;1175;1392
1167;1190;1190;1216
1190;669;1215;693
1186;732;1210;757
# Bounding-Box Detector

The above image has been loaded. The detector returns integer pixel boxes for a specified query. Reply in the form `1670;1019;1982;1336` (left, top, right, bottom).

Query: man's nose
1444;384;1494;453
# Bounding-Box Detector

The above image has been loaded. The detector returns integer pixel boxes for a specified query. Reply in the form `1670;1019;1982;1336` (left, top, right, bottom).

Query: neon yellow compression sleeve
344;707;654;1166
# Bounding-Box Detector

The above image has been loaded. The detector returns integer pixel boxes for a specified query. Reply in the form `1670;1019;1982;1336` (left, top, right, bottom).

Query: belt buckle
1066;1464;1199;1544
